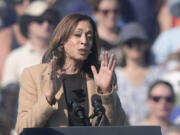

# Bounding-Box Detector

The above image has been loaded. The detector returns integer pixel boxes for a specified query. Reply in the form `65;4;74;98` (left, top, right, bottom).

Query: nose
80;35;88;45
41;21;53;29
159;98;169;105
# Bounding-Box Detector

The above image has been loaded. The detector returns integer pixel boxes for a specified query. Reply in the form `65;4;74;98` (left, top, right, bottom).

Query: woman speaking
16;13;127;134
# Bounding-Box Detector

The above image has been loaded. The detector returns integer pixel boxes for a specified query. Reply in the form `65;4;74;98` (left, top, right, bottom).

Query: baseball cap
19;0;60;38
25;0;49;17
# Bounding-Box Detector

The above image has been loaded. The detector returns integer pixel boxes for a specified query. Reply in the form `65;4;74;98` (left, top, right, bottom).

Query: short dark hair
148;80;175;100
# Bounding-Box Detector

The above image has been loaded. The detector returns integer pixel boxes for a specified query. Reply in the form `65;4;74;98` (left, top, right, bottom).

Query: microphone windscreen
91;94;102;107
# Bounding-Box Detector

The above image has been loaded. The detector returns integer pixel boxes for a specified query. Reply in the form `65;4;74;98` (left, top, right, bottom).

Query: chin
73;56;86;62
77;57;88;61
77;54;89;61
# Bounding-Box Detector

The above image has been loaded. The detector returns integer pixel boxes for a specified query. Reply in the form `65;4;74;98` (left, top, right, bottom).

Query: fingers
101;51;108;67
101;51;105;67
111;60;116;71
104;51;108;66
101;51;116;70
50;56;57;80
91;65;97;77
108;54;114;69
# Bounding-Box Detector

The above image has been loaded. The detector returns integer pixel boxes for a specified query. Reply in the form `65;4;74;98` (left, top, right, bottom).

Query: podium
20;126;162;135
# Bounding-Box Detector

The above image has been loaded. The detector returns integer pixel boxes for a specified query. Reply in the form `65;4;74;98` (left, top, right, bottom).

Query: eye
87;34;93;40
74;33;81;37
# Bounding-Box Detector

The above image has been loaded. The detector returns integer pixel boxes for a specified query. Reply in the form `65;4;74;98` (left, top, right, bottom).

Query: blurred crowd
1;0;180;135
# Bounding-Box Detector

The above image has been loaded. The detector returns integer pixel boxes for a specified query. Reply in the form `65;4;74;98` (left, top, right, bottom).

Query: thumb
91;65;97;77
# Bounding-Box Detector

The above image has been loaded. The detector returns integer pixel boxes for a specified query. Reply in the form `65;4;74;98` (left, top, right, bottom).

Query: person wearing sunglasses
1;1;60;87
137;80;175;134
88;0;123;65
115;22;166;125
0;0;32;85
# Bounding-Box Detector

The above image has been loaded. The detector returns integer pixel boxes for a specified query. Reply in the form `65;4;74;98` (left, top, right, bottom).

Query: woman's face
148;83;174;119
123;39;147;60
94;0;120;29
64;20;93;62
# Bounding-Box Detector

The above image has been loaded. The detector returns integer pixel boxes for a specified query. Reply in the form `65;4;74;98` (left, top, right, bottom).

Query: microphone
70;93;91;126
70;96;85;120
91;94;105;126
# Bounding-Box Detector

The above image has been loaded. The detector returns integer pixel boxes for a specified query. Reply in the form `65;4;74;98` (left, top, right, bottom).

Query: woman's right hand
45;56;65;105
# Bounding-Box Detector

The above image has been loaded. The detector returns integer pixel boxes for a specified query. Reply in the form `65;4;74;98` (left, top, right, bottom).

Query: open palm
91;51;116;92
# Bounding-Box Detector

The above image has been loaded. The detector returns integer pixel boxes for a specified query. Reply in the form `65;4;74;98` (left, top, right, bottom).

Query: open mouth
78;49;89;55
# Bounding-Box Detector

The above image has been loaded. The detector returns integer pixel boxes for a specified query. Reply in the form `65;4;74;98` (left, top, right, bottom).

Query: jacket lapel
86;74;98;124
40;64;51;93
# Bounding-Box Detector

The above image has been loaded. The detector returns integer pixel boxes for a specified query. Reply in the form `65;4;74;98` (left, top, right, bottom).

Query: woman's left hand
91;51;116;93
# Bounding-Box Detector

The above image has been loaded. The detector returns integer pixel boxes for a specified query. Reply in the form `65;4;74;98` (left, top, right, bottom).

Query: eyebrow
75;28;93;33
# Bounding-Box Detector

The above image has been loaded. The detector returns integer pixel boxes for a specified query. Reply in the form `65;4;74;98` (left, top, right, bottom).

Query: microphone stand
88;104;105;126
71;99;91;126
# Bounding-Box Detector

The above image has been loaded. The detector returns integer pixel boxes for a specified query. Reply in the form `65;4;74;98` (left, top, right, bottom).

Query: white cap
25;1;49;17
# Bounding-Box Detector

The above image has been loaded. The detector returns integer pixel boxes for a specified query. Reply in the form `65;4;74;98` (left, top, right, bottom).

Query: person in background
137;80;175;134
64;0;92;16
0;109;11;135
164;125;180;135
88;0;123;65
121;0;157;42
115;22;165;125
15;13;127;134
0;0;33;84
152;0;180;107
1;0;60;87
0;83;19;135
156;0;173;34
152;0;180;66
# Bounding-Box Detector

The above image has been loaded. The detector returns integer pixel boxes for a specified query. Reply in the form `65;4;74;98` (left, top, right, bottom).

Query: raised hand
91;51;116;93
45;56;65;104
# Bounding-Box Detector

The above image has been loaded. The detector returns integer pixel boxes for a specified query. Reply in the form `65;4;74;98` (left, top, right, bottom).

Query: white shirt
1;42;43;87
115;65;165;124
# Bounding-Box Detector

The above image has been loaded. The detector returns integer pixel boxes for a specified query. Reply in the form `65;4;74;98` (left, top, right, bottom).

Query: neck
147;115;169;128
97;24;119;40
125;58;146;69
63;58;83;74
29;37;49;54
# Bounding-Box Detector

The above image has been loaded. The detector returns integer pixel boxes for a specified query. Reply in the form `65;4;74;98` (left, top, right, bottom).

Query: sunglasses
98;8;119;16
149;96;174;103
33;17;56;25
124;40;146;48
